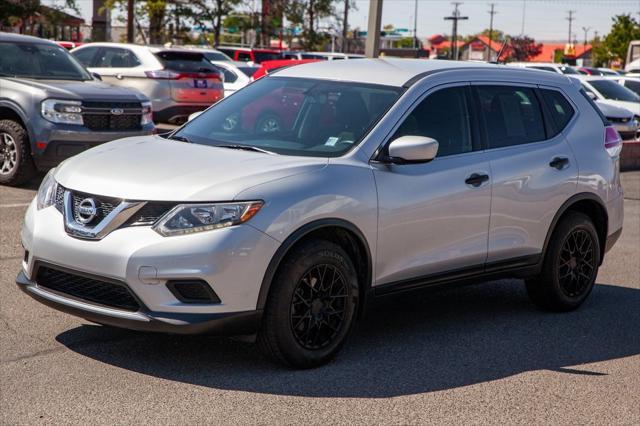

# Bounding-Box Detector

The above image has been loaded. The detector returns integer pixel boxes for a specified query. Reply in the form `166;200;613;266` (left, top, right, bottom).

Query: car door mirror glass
386;136;439;163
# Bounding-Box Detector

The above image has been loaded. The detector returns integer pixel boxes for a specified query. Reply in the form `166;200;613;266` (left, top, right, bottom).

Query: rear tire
526;212;600;312
0;119;35;186
257;239;359;368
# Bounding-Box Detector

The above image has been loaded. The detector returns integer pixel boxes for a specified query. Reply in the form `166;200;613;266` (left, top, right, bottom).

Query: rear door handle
465;173;490;187
549;156;569;170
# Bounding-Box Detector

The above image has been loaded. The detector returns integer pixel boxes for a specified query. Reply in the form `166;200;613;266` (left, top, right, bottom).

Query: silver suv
17;59;624;368
0;33;154;186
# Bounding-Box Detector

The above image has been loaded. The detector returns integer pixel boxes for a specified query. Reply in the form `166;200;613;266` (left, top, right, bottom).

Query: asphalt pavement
0;172;638;425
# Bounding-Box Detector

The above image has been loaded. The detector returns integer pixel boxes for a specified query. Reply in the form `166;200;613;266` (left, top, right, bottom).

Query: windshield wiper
170;135;191;142
215;144;277;155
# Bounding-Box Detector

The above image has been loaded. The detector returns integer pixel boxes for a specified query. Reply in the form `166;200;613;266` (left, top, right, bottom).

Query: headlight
41;99;83;125
153;201;263;237
36;169;58;210
141;101;153;125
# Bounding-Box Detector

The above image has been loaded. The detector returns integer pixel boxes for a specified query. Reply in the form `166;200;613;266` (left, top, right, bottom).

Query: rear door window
475;85;546;148
540;89;575;135
95;47;141;68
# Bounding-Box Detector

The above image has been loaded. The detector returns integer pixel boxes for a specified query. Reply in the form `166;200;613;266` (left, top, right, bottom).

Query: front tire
526;212;600;312
257;239;359;368
0;119;35;186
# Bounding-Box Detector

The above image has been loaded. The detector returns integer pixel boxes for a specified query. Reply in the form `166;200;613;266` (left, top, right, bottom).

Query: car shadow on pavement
55;279;640;398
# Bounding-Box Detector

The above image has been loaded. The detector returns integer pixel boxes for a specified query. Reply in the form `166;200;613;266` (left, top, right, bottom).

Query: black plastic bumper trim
16;270;261;336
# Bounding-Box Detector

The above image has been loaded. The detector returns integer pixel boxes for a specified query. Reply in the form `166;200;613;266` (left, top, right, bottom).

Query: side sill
373;254;541;297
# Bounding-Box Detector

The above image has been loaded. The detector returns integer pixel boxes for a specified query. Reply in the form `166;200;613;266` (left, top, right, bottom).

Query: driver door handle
465;173;490;187
549;156;569;170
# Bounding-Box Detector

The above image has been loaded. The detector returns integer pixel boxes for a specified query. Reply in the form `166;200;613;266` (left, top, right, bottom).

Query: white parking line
0;203;30;208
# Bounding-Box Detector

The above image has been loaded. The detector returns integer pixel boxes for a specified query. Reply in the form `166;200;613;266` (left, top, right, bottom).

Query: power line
444;2;469;60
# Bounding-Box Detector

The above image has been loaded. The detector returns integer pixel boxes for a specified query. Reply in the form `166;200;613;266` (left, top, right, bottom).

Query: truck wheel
0;119;35;186
257;239;359;368
526;212;600;312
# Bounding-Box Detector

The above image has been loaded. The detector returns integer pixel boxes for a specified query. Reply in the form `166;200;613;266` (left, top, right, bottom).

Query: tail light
145;70;222;82
604;125;622;157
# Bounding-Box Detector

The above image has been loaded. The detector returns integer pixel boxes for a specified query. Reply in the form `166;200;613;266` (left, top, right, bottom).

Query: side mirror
587;91;597;100
91;72;102;81
188;111;203;122
383;135;439;164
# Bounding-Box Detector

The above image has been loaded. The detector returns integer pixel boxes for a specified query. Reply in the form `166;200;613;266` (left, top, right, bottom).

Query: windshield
559;66;580;75
174;77;402;157
589;79;640;102
0;42;91;81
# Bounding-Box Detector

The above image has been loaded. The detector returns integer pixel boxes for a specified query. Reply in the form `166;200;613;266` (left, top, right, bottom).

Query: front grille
83;114;142;131
36;265;140;312
54;185;65;212
608;116;631;123
70;190;121;227
123;202;176;227
81;101;142;131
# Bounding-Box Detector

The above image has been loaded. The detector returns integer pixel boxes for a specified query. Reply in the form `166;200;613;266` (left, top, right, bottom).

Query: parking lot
0;172;638;425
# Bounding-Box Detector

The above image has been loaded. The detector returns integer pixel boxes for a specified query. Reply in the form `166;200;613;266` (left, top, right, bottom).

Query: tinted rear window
476;85;546;148
541;89;575;135
155;51;217;73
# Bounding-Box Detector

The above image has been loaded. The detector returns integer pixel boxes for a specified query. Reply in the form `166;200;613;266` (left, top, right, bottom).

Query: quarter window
476;85;546;148
391;86;473;157
541;89;575;135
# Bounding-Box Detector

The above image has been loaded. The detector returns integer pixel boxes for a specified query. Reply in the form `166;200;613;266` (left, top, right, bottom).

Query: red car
252;59;322;80
56;41;84;50
216;47;281;64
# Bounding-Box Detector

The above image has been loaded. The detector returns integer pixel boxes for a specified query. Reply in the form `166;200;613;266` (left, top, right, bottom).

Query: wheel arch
257;218;373;318
0;103;33;149
543;192;609;265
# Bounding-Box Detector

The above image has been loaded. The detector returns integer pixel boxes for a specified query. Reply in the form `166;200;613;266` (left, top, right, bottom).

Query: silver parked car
71;43;224;124
595;100;639;140
18;59;624;368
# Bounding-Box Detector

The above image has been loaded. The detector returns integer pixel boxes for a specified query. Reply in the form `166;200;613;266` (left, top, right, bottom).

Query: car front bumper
19;200;280;334
16;270;261;335
33;124;155;170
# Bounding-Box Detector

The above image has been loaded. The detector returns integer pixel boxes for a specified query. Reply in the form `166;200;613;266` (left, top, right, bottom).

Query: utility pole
487;3;497;61
342;0;349;53
581;26;590;54
444;2;468;60
127;0;134;43
520;0;526;35
566;10;576;44
413;0;419;49
365;0;383;58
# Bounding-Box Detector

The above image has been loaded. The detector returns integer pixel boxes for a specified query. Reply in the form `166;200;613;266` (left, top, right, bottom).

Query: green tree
592;14;640;67
285;0;334;50
0;0;79;27
480;28;505;42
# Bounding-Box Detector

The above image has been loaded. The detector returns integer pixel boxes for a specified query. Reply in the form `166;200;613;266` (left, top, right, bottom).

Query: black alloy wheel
290;264;349;350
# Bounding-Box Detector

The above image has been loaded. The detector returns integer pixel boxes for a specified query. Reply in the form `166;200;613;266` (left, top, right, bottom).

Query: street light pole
127;0;134;43
365;0;383;58
413;0;418;49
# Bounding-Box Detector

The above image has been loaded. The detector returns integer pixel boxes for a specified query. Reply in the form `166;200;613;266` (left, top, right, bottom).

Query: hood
595;100;634;119
54;136;328;201
597;99;640;115
12;78;148;102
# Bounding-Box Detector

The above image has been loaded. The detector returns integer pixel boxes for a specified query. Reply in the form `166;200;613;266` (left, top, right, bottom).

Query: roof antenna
493;36;509;64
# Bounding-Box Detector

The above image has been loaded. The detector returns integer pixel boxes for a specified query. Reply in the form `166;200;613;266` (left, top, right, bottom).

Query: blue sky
49;0;640;41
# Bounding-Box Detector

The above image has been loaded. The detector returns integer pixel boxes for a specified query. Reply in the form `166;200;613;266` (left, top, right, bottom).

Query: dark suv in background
0;33;154;186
